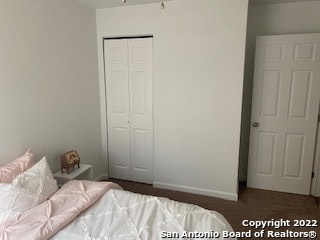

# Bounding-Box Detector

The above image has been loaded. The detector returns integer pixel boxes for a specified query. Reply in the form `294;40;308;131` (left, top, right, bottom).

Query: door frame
311;123;320;197
100;35;155;181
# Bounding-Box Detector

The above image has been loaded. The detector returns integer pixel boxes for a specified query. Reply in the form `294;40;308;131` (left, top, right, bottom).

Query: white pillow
13;156;58;204
0;156;58;223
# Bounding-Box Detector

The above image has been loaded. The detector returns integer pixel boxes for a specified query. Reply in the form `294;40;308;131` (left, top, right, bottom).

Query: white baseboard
95;174;109;181
153;181;238;201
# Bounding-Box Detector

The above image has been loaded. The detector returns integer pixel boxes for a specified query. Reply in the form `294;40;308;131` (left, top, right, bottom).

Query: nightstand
53;164;93;186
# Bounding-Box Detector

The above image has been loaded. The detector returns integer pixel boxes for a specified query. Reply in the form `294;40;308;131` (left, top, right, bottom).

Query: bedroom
0;0;320;238
1;0;320;202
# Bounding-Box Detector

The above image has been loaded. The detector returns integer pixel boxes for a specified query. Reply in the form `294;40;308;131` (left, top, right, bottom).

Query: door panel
256;132;276;175
131;128;151;183
288;70;311;119
131;72;147;115
260;71;282;117
248;33;320;195
128;38;153;184
283;133;304;178
109;127;131;179
294;44;316;61
105;39;131;181
110;71;127;113
265;44;285;61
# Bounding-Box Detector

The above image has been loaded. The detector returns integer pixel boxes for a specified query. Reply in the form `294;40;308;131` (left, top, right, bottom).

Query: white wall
0;0;103;178
97;0;248;200
239;1;320;181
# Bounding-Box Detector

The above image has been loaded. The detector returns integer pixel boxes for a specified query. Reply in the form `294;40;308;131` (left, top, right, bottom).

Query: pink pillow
0;150;35;183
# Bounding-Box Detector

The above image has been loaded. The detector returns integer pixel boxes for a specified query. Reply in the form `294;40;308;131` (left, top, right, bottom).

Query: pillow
0;156;58;221
0;149;35;183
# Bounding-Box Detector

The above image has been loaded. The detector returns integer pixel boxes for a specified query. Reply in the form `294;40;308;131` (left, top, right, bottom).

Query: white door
104;38;153;184
128;39;153;184
105;39;131;181
247;33;320;195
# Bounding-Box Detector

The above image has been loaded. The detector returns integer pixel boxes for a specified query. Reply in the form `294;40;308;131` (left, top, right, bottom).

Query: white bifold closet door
104;38;153;184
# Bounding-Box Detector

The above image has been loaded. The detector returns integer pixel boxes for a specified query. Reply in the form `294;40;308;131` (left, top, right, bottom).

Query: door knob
252;122;259;127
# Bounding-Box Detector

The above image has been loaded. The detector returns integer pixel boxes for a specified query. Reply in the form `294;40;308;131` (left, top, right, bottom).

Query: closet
104;38;153;184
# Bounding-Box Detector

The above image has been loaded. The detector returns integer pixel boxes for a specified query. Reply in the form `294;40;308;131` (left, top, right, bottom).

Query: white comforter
52;189;234;240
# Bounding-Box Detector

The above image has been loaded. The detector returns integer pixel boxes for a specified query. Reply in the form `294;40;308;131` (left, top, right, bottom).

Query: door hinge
311;172;315;179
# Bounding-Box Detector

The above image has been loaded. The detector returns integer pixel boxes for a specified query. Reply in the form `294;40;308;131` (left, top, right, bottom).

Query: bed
0;151;235;240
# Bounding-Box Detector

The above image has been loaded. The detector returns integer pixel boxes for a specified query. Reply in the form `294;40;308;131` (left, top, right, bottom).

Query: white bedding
52;188;235;240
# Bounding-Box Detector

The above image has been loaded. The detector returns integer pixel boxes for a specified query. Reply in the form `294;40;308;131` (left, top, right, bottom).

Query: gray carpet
108;179;320;240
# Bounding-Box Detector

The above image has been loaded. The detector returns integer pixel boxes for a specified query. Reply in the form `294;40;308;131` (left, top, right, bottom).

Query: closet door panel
104;39;131;181
129;38;153;184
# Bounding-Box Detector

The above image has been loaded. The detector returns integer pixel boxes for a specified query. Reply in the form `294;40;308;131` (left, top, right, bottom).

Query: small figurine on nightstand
60;150;80;174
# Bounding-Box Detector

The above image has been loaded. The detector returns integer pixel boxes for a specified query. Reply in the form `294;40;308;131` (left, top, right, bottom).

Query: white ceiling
250;0;320;6
72;0;320;9
73;0;173;9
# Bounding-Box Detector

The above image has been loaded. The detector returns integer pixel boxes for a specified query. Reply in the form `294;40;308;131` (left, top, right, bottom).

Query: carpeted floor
108;179;320;239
